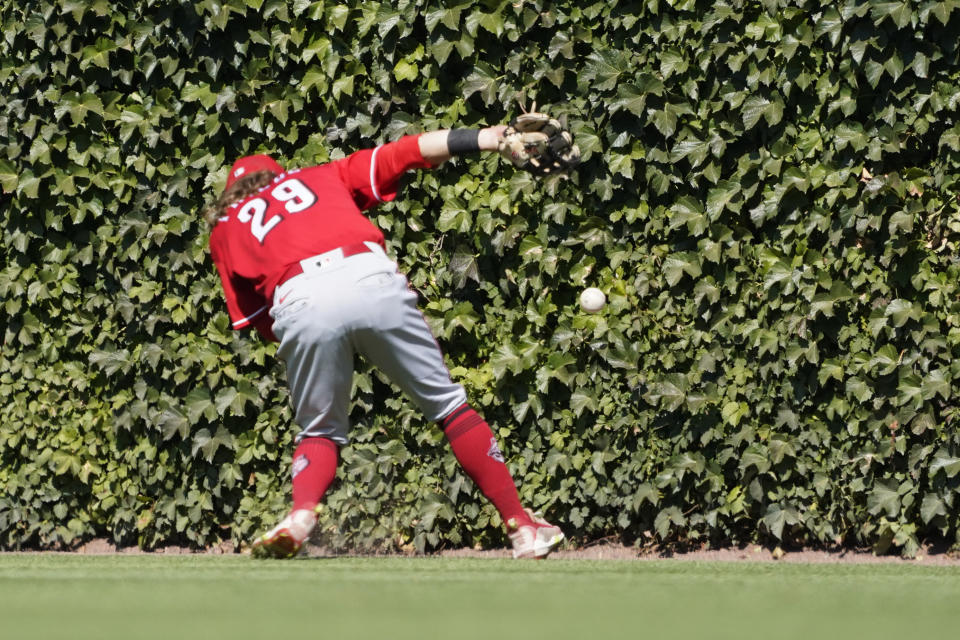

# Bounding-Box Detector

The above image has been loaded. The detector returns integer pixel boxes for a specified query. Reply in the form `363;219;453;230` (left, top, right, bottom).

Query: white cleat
250;509;317;559
507;509;565;559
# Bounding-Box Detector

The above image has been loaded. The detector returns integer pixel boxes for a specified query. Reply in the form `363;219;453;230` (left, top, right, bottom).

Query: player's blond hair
202;170;278;225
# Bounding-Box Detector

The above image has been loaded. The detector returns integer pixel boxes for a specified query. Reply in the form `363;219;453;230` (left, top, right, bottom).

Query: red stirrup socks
291;437;339;512
441;403;532;527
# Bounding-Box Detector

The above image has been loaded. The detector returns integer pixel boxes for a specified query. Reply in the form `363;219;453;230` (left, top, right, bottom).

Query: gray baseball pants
270;242;468;445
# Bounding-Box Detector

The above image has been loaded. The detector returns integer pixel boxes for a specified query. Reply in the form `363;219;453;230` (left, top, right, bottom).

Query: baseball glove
498;110;580;176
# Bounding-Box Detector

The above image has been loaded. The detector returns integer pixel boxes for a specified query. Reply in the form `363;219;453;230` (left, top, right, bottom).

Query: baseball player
205;120;578;559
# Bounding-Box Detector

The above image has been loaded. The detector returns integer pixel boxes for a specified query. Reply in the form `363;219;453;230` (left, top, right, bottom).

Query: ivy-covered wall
1;0;959;556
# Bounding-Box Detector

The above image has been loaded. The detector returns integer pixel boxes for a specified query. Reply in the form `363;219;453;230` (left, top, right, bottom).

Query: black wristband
447;128;482;155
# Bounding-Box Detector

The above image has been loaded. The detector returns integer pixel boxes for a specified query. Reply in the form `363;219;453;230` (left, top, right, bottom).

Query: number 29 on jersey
235;178;318;243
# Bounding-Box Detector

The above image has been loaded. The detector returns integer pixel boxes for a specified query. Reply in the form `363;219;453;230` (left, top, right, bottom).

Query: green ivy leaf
867;480;901;517
885;299;915;327
706;181;742;219
920;493;947;524
394;59;419;83
929;450;960;479
762;503;800;539
0;159;18;193
871;1;913;28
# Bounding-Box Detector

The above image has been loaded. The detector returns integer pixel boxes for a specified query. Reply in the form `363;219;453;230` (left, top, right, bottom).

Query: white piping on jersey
232;304;268;329
370;144;383;202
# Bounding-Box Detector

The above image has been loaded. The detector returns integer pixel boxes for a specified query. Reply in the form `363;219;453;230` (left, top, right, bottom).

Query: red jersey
209;134;433;341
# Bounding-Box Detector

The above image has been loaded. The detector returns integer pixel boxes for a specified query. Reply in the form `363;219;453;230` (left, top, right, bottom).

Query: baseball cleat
250;509;317;559
507;509;565;559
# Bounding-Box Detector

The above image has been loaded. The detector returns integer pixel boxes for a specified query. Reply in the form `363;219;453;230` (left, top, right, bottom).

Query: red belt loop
278;262;304;287
341;243;372;258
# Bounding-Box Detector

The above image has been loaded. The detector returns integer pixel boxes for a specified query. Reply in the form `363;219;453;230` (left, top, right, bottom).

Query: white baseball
579;287;606;313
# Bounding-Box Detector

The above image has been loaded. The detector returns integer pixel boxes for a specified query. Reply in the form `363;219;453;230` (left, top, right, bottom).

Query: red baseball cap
225;154;284;188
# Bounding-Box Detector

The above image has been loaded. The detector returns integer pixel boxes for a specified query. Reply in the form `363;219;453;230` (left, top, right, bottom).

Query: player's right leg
440;404;565;559
351;265;564;558
506;509;565;559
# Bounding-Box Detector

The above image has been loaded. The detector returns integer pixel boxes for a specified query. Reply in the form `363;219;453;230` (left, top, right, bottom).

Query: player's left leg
251;437;339;559
290;437;339;512
253;269;356;559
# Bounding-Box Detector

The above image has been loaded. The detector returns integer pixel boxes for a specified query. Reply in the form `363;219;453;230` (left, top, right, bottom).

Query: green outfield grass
2;554;959;640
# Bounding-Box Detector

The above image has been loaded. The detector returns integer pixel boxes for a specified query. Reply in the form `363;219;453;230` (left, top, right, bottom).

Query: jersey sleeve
334;134;435;210
209;236;278;342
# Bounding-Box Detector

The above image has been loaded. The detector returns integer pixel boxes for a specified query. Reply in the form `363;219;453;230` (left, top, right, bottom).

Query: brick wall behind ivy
1;1;959;556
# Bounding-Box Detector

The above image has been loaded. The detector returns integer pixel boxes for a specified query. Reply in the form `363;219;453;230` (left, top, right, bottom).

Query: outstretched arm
336;125;510;210
417;125;507;165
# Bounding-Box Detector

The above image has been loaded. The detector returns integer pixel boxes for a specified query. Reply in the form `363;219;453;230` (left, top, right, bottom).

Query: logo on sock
487;438;505;463
292;454;310;479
